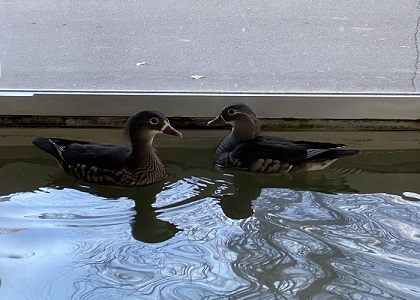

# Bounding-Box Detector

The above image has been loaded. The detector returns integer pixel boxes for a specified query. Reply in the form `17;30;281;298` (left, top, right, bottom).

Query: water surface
1;147;420;299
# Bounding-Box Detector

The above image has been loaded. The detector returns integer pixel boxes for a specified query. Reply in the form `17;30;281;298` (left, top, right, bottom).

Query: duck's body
208;103;358;173
33;110;182;186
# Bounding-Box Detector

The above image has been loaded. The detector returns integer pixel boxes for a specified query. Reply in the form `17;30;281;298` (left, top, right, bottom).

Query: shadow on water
215;166;360;220
81;182;181;244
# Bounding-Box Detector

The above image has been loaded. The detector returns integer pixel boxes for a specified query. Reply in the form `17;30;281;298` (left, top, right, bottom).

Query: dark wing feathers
230;136;355;168
32;137;76;161
261;136;345;149
33;137;131;170
63;143;131;170
231;139;308;167
306;149;359;160
305;148;332;159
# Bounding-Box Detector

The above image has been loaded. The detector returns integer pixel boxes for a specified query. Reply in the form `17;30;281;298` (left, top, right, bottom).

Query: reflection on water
0;147;419;299
236;190;420;299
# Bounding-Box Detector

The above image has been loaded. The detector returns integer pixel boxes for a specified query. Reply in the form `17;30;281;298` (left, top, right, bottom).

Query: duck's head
207;103;260;137
125;110;182;145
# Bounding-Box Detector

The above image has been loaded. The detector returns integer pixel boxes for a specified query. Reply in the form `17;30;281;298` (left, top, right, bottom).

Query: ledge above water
0;91;419;150
0;91;419;120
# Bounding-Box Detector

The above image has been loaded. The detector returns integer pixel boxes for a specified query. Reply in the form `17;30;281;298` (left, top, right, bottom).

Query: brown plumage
33;110;182;186
207;103;359;173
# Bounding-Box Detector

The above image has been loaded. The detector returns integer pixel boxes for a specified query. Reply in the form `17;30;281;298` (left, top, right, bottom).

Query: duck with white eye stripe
207;103;359;173
33;110;182;186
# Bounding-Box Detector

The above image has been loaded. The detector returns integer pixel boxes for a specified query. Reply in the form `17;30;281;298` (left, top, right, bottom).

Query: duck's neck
131;138;166;183
215;118;260;163
131;136;163;170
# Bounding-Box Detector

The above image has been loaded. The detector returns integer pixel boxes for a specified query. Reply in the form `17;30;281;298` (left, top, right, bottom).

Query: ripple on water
3;177;420;299
57;178;248;300
1;187;135;227
227;188;420;299
66;200;247;299
153;176;235;208
0;187;135;300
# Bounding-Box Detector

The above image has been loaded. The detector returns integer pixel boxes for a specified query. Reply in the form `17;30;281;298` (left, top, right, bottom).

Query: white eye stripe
150;117;159;124
227;109;236;115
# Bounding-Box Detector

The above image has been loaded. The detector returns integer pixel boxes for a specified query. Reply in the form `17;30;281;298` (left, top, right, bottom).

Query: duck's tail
32;137;65;161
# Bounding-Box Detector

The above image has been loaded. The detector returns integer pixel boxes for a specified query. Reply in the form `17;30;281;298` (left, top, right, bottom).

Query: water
1;146;420;299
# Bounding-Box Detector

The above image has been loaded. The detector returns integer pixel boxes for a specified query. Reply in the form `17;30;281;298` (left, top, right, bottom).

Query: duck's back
33;137;131;169
220;136;358;173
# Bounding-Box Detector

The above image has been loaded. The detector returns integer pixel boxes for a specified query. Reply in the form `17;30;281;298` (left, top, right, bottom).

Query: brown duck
33;110;182;186
207;103;359;173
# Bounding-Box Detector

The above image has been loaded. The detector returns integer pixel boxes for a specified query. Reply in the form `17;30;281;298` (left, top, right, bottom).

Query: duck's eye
150;117;159;125
227;109;236;115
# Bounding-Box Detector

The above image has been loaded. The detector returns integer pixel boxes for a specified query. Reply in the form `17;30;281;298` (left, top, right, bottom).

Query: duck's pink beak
207;115;226;126
162;123;182;137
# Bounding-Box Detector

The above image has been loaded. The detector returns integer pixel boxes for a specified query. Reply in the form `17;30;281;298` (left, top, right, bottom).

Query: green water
1;146;420;299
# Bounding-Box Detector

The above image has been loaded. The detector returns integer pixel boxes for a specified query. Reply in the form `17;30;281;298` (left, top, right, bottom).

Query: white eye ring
150;117;159;125
227;109;236;115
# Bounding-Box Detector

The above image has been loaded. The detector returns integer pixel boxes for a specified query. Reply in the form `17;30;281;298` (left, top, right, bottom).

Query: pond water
1;146;420;299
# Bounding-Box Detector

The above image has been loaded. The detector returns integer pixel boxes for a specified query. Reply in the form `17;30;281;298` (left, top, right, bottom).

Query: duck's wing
33;137;131;170
230;138;308;168
254;136;350;158
262;136;345;149
283;139;359;159
230;136;355;168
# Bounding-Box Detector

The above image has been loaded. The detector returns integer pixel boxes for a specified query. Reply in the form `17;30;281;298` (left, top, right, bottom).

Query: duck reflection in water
216;166;360;220
78;182;180;243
